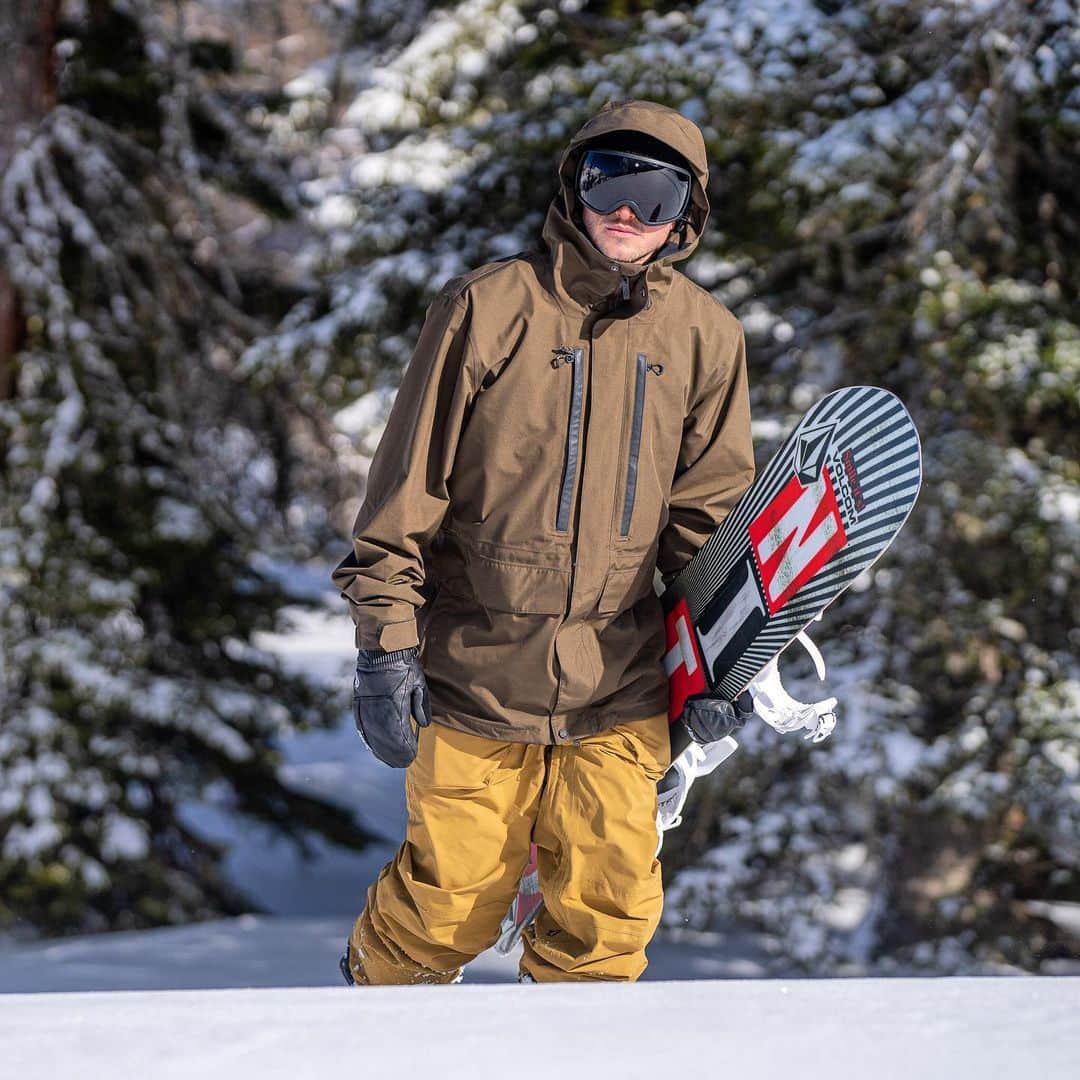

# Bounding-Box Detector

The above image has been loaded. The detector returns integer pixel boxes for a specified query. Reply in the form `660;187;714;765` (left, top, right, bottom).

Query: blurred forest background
0;0;1076;975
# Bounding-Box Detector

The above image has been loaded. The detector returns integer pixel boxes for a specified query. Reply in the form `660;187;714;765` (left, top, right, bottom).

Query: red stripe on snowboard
664;596;708;723
748;465;848;616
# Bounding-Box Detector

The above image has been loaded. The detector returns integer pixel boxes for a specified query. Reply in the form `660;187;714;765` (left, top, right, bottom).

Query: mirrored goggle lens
577;150;691;225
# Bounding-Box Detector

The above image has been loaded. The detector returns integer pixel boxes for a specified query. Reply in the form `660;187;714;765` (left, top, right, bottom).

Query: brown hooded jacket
332;100;754;744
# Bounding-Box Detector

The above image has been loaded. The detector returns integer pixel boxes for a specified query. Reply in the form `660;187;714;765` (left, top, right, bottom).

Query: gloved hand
353;646;432;768
682;690;756;745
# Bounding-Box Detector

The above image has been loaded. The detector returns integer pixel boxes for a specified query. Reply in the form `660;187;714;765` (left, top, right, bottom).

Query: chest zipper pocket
620;354;663;538
553;346;584;533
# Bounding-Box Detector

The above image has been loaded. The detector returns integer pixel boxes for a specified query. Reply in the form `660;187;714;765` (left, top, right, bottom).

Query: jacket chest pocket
618;352;664;539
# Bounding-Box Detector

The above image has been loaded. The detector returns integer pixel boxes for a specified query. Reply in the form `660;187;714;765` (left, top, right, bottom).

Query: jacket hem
430;684;670;746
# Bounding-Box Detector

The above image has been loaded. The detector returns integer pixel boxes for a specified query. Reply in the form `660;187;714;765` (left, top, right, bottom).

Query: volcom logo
795;423;837;485
832;446;867;523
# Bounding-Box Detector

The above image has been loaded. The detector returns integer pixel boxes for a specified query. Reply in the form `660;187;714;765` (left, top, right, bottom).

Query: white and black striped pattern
664;386;922;700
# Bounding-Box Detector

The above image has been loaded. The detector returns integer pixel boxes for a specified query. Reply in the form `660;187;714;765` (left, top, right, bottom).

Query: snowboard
495;386;923;954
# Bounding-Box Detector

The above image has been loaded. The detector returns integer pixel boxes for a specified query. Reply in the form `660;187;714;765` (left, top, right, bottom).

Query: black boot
339;943;356;986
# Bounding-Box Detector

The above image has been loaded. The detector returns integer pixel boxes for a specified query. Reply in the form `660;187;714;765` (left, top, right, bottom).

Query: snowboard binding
746;626;838;744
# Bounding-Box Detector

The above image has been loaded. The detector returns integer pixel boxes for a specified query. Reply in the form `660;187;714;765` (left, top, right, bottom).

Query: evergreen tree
0;0;372;936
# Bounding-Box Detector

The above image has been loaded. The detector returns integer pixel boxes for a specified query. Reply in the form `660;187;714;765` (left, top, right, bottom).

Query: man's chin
600;241;644;264
584;226;651;265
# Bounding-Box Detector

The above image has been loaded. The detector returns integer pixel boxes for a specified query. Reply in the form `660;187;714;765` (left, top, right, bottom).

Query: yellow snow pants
346;711;671;984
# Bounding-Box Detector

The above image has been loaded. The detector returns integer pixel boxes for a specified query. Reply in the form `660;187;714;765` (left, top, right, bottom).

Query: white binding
654;626;838;852
746;623;837;743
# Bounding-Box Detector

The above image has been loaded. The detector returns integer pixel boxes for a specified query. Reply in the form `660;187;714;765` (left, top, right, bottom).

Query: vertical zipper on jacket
554;346;584;533
619;354;661;538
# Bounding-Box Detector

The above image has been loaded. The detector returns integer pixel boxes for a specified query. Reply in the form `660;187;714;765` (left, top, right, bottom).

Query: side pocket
464;552;569;615
409;723;530;795
596;559;655;616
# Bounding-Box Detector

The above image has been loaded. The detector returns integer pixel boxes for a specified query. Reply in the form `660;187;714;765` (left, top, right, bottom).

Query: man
333;99;754;984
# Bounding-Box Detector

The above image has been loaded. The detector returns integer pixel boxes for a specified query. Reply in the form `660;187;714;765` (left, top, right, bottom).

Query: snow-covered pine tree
0;0;372;936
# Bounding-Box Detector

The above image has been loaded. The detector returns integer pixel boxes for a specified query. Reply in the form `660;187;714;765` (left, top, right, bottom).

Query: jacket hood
542;100;710;311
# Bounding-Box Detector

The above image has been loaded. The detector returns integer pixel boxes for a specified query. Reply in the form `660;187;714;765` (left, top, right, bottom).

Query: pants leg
346;721;545;985
521;710;672;983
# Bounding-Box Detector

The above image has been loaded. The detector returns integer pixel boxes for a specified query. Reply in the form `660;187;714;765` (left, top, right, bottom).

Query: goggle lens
577;150;691;225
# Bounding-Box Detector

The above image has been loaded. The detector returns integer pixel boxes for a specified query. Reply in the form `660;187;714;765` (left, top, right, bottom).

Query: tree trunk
0;0;61;400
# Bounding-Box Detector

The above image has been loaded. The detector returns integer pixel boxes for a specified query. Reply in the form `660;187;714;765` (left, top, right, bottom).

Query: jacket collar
541;200;684;317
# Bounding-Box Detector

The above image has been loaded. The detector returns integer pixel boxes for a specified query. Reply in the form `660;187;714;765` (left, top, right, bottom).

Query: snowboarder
333;100;755;984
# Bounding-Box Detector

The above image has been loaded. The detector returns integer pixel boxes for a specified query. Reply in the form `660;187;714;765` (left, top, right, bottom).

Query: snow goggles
576;149;692;225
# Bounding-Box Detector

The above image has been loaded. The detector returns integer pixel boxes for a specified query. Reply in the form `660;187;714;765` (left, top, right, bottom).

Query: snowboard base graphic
495;386;922;955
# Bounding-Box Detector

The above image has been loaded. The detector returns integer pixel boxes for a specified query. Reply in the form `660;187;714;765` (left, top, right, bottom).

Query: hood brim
557;99;710;257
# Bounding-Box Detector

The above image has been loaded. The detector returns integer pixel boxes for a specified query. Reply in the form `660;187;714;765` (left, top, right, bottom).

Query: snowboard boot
339;940;464;985
339;943;357;986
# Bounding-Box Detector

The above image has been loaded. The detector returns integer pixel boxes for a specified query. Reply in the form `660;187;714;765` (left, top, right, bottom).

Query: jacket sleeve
657;320;755;582
331;289;476;650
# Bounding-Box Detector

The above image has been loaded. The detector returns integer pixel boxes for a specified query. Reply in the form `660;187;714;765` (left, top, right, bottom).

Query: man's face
582;203;675;266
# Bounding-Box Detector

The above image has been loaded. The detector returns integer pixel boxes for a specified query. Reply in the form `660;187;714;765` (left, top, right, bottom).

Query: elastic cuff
358;647;418;670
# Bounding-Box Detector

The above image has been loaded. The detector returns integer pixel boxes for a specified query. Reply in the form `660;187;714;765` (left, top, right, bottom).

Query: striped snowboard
663;384;922;723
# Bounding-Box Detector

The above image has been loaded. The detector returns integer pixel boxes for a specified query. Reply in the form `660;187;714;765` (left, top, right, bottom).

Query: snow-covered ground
5;977;1079;1080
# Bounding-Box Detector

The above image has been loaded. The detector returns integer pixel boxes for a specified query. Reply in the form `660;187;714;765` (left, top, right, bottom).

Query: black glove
353;646;432;768
682;690;756;745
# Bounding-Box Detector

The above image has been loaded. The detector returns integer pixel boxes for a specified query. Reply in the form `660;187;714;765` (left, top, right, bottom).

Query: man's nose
609;203;638;223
